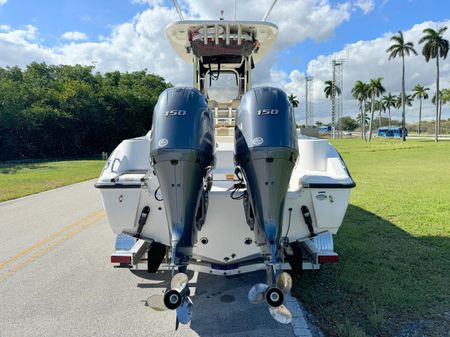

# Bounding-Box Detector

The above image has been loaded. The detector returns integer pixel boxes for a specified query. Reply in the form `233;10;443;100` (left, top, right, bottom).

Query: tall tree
367;78;385;142
431;90;444;133
339;116;359;131
387;31;417;141
381;93;397;131
351;80;369;140
412;84;430;134
356;112;370;130
324;80;342;98
374;99;387;129
288;93;300;126
288;93;299;108
0;63;171;160
324;80;341;137
441;88;450;105
395;94;413;109
419;26;449;142
441;89;450;134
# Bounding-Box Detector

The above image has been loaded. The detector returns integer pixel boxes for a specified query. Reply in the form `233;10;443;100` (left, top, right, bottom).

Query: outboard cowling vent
150;87;215;256
235;87;298;259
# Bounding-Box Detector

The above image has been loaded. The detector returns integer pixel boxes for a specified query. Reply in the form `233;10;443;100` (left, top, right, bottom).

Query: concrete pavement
0;180;315;337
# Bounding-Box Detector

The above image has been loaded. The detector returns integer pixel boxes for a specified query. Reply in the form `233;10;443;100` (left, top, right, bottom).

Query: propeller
247;271;293;324
146;272;193;328
176;296;193;324
146;293;166;311
276;271;292;294
269;305;292;324
171;272;188;290
248;283;268;304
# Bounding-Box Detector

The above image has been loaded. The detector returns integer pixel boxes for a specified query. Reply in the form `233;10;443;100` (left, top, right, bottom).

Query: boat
96;0;355;327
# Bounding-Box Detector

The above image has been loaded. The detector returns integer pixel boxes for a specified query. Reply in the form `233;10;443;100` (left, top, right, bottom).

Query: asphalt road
0;181;312;337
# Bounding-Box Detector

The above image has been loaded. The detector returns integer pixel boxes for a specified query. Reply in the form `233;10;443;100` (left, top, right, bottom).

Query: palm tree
441;88;450;105
324;80;341;137
352;80;369;140
324;80;342;98
431;90;444;132
288;93;299;108
395;94;413;109
412;84;430;134
367;78;385;142
419;26;449;142
381;93;397;130
356;112;370;129
387;30;417;141
374;99;387;129
441;89;450;134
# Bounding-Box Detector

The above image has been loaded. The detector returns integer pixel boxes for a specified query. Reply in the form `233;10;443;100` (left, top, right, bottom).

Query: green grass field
294;139;450;337
1;140;448;336
0;160;105;202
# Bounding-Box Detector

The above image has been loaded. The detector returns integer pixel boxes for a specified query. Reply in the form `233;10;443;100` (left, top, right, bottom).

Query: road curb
285;294;314;337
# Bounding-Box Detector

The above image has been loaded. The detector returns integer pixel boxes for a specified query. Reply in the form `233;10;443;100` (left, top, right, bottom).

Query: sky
0;0;449;124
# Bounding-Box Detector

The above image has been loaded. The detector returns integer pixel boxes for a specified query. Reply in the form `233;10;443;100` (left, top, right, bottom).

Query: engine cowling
235;87;298;258
150;87;215;253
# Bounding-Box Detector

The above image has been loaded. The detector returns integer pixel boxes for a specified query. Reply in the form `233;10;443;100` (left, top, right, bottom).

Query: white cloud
0;24;38;42
131;0;164;5
0;1;448;124
353;0;375;14
0;25;58;66
181;0;354;86
278;20;450;123
0;0;353;86
0;0;8;6
183;0;352;45
61;31;89;41
56;6;190;84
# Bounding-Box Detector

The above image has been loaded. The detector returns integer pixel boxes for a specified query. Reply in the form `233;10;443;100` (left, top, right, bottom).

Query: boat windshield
207;72;239;102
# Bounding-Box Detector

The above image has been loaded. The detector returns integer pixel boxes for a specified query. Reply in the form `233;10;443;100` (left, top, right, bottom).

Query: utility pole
331;59;346;139
305;76;314;127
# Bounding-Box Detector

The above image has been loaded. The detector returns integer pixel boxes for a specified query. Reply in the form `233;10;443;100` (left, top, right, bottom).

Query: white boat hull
97;133;354;270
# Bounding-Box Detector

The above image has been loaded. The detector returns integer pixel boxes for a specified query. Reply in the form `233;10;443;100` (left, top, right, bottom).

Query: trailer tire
147;242;166;273
286;241;303;276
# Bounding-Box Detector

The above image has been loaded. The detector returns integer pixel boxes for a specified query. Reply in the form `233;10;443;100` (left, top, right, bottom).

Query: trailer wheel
286;242;303;276
147;242;166;273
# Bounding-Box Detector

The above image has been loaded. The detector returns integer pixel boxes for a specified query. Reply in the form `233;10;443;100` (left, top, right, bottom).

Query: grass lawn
0;160;105;202
1;140;448;336
294;138;450;337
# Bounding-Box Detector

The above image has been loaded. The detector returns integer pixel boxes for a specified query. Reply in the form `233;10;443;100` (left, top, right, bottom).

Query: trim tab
95;183;142;189
304;181;356;189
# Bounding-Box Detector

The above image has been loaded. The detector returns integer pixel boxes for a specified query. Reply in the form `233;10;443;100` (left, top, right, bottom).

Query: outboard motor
236;87;298;324
235;87;298;261
150;87;215;266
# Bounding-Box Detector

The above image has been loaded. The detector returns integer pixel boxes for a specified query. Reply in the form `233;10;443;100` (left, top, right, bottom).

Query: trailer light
318;255;339;264
111;255;132;264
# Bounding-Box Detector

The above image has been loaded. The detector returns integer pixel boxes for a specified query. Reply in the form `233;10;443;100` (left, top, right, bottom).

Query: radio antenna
262;0;278;21
172;0;185;21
